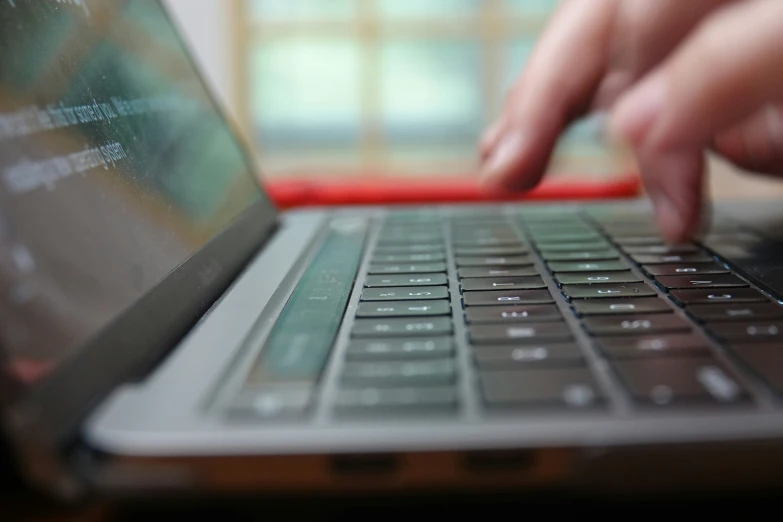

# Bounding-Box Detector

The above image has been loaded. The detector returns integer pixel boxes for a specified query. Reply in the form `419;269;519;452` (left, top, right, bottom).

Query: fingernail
609;73;667;147
481;130;525;183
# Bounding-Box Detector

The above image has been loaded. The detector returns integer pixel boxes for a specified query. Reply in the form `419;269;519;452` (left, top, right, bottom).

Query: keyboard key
536;241;613;253
455;246;528;256
728;344;783;394
656;274;748;290
643;263;730;276
598;334;711;359
613;236;663;246
361;286;449;301
548;260;629;273
480;368;603;409
352;318;453;338
687;303;783;322
342;360;456;386
356;300;450;318
465;305;562;324
613;358;749;406
706;321;783;343
346;338;454;361
227;388;312;420
632;253;714;265
583;314;691;336
555;271;643;285
453;238;524;247
670;288;770;305
377;234;443;245
374;244;444;255
543;250;620;262
365;273;447;288
572;298;672;316
368;263;446;274
461;276;546;292
456;256;533;267
468;323;572;344
622;244;700;255
335;387;457;415
458;266;539;278
463;290;555;306
473;343;583;369
563;283;656;299
529;232;603;243
374;253;445;263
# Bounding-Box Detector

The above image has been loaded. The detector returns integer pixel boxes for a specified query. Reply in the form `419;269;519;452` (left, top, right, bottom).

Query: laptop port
330;453;399;477
461;450;535;473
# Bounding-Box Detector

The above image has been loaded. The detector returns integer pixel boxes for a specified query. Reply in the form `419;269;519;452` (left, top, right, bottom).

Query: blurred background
163;0;632;185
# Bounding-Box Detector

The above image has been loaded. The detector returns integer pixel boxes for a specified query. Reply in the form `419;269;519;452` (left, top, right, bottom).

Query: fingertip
608;73;667;148
479;130;527;187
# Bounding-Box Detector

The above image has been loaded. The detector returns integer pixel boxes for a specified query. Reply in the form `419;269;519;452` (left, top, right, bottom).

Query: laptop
4;0;783;504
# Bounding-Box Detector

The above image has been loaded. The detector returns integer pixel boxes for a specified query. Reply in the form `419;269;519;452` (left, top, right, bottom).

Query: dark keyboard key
688;303;783;322
622;244;699;255
632;253;714;265
456;256;533;267
543;250;620;262
365;273;447;288
536;241;613;253
728;344;783;394
368;263;446;274
563;283;656;299
374;253;445;263
463;290;555;306
458;266;539;278
346;338;454;361
481;368;603;409
572;298;672;316
377;234;443;245
465;304;561;324
453;238;524;247
361;286;449;301
474;343;583;369
643;263;730;276
468;323;572;344
613;236;664;246
374;244;444;255
342;360;456;386
461;276;546;292
548;260;629;273
227;388;312;420
598;334;711;359
583;314;691;336
356;300;450;318
613;358;749;406
706;321;783;343
352;317;453;337
335;387;457;415
528;232;603;242
670;288;770;304
555;271;643;285
656;274;748;290
455;246;528;256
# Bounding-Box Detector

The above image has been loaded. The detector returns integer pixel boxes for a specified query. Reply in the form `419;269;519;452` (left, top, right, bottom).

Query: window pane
378;0;479;18
380;41;482;143
250;39;361;146
250;0;356;21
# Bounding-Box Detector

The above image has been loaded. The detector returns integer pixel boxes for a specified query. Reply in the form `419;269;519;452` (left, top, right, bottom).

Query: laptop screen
0;1;270;387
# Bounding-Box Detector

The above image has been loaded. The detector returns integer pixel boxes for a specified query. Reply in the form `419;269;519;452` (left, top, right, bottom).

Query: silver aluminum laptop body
4;0;783;503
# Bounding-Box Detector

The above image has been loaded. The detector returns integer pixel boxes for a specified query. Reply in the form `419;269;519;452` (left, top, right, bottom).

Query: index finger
479;0;617;192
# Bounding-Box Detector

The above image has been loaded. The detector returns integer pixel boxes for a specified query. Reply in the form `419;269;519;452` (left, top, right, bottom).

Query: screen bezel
0;0;279;450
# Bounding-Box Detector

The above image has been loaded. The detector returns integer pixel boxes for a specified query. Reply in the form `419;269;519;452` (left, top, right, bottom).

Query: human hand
479;0;783;243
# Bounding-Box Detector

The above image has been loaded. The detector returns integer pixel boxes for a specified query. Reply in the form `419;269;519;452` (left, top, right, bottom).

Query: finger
636;148;707;243
611;0;783;152
479;0;618;192
713;105;783;175
610;0;783;240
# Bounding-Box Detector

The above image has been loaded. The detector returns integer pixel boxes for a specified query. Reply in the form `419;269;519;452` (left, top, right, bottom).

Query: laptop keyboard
228;207;783;421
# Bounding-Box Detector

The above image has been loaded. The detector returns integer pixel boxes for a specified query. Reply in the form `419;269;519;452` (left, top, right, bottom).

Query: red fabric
265;173;641;209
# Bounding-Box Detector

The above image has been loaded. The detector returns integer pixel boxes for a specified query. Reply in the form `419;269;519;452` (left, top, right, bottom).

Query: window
235;0;626;178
